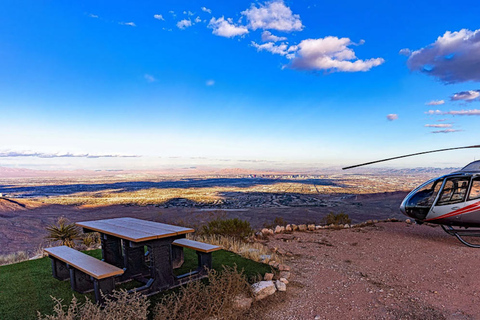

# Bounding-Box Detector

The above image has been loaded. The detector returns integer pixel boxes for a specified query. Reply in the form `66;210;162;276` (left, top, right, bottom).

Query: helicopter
343;145;480;248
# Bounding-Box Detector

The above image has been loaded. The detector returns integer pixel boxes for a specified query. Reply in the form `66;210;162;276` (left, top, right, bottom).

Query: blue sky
1;0;480;170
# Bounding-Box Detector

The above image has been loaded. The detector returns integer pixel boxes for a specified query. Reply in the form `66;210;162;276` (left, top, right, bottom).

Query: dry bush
37;290;149;320
0;251;29;266
322;212;351;226
81;232;101;249
45;217;82;248
189;234;282;264
153;266;251;320
200;218;253;240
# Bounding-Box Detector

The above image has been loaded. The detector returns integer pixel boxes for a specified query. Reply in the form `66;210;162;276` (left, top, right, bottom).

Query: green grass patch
0;249;271;320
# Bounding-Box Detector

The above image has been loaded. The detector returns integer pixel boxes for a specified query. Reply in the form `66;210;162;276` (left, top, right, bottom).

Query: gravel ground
261;222;480;320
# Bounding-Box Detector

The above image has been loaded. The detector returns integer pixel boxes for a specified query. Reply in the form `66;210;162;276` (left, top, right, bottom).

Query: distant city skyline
1;0;480;170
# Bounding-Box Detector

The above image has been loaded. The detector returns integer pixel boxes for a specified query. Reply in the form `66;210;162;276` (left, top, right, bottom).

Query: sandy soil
261;222;480;320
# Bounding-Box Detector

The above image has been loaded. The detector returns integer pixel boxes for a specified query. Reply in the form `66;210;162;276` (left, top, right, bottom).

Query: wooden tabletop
76;217;194;242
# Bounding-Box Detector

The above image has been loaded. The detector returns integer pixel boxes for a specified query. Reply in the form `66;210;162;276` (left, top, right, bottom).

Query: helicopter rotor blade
342;145;480;170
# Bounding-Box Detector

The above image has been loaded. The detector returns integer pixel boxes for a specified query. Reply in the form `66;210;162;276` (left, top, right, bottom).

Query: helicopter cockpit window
468;178;480;201
437;177;470;206
406;179;443;207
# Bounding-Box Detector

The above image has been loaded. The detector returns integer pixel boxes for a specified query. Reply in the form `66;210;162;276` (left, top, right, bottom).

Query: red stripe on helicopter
425;201;480;221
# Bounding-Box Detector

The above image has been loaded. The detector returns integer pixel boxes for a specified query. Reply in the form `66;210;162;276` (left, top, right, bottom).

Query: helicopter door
430;177;470;223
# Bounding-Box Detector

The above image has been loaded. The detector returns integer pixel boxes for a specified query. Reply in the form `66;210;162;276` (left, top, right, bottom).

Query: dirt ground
261;222;480;320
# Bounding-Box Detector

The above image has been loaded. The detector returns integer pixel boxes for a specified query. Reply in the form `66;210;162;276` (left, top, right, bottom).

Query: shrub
37;290;149;320
81;232;101;248
45;217;82;248
322;212;351;226
153;266;252;320
201;218;253;240
0;251;29;266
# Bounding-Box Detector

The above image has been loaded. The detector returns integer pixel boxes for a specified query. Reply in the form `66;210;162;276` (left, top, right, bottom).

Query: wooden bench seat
172;238;221;253
45;246;124;303
172;239;221;280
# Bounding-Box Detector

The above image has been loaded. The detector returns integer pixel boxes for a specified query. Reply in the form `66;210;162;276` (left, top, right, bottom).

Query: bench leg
93;277;115;304
196;252;213;275
50;257;69;281
69;267;93;293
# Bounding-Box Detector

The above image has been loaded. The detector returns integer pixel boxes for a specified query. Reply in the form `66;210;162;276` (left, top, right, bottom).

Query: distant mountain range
0;165;462;179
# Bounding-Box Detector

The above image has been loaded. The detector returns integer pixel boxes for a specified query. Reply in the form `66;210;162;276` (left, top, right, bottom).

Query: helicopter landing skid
441;225;480;248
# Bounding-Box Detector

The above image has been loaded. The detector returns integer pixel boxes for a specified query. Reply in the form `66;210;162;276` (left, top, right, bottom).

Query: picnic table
76;217;205;293
45;217;221;303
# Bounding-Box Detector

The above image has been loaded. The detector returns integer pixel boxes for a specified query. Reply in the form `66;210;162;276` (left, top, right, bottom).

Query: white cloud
242;0;303;32
0;151;139;158
399;48;411;56
289;37;384;72
386;114;398;121
424;124;452;128
426;109;480;116
120;22;136;27
201;7;212;14
451;90;480;101
407;28;480;83
251;41;295;59
206;80;215;86
425;100;445;106
154;14;164;21
88;13;99;18
208;17;249;38
195;16;202;23
176;19;192;29
431;129;463;134
144;74;156;82
261;31;287;42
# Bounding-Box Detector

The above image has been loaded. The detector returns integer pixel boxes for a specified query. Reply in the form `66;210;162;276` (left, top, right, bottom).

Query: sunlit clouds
405;28;480;83
208;17;249;38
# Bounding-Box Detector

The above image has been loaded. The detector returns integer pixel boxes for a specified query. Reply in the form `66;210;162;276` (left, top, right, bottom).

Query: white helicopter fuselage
400;161;480;227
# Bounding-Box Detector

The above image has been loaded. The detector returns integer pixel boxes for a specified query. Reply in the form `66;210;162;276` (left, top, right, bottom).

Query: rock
292;224;298;231
259;254;271;262
373;220;378;223
307;224;316;231
298;224;307;231
252;281;277;300
275;280;287;292
233;294;253;310
280;271;291;279
315;225;322;230
344;224;350;228
261;228;273;235
406;219;412;224
285;224;292;232
264;273;274;281
279;277;289;284
275;225;285;233
278;264;290;271
268;260;277;266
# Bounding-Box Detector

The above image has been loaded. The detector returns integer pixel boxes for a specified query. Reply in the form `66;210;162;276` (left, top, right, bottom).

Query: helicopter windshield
406;179;443;207
403;178;443;220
